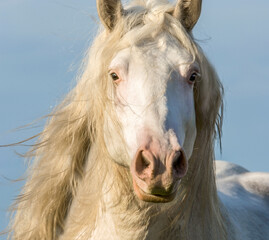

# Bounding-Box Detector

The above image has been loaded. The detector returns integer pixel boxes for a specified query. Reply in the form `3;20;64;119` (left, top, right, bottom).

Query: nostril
172;150;188;179
141;152;150;168
134;151;154;180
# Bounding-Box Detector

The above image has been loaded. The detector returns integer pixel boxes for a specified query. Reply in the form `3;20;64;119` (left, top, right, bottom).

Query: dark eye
110;72;119;81
189;72;200;83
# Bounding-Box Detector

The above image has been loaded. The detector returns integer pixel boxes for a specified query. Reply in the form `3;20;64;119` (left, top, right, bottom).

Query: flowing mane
9;0;227;239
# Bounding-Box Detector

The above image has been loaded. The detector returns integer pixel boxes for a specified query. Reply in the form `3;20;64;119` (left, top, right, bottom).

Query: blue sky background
0;0;268;236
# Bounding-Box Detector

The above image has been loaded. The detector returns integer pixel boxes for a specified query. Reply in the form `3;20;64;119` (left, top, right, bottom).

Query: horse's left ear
173;0;202;31
96;0;123;31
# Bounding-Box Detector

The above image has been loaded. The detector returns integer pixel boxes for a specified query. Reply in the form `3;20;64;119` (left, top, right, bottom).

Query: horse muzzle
130;148;188;203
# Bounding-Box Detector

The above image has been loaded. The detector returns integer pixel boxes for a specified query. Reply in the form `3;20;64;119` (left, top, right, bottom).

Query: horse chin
132;178;177;203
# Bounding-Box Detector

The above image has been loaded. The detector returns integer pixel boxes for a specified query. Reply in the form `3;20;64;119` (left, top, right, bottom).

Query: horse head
97;0;204;203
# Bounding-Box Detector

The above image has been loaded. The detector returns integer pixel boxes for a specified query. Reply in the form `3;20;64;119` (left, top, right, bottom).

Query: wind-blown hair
9;0;226;239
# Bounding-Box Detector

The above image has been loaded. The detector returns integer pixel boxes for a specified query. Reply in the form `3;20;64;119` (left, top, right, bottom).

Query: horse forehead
134;34;191;65
111;34;191;70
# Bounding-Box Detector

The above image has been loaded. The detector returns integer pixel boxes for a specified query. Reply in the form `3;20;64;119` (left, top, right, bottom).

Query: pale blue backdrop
0;0;268;237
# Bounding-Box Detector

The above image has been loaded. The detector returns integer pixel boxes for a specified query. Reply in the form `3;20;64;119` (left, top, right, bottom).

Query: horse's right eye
110;72;119;81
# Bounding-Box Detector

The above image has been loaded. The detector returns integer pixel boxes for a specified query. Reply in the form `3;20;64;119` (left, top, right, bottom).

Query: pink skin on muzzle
130;140;188;203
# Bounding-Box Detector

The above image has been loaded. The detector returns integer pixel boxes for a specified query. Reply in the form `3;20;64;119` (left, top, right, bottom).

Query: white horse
9;0;269;239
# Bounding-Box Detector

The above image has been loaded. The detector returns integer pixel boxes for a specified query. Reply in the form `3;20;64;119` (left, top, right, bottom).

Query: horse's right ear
96;0;123;31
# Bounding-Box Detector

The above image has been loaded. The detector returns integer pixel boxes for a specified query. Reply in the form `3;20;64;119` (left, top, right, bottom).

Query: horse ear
96;0;123;31
173;0;202;31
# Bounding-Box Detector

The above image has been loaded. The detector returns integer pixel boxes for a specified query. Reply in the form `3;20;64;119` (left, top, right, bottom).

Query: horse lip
132;178;178;203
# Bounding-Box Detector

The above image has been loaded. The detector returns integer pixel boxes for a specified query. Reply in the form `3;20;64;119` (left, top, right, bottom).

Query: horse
8;0;269;239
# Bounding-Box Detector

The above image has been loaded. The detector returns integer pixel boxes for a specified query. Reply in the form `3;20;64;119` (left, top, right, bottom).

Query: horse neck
100;171;186;239
92;173;182;239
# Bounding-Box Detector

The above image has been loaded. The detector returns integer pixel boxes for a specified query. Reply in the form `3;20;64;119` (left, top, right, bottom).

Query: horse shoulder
215;160;269;240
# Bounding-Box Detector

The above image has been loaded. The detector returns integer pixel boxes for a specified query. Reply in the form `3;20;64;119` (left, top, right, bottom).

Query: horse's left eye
110;72;119;81
189;72;200;83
